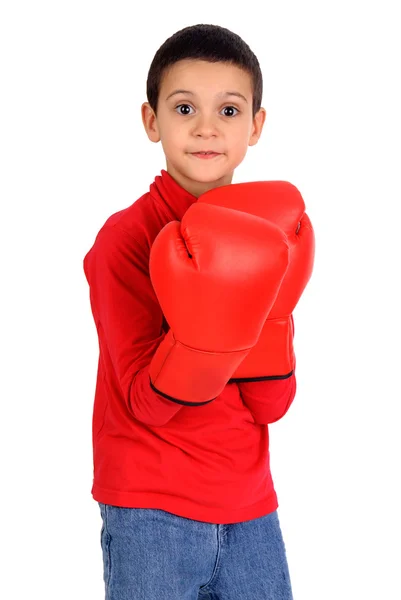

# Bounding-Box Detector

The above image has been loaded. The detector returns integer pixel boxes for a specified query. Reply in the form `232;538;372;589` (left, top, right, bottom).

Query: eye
175;104;194;115
222;106;239;117
174;104;240;117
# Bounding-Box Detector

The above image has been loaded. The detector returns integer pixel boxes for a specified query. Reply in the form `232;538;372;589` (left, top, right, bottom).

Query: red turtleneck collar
149;169;198;221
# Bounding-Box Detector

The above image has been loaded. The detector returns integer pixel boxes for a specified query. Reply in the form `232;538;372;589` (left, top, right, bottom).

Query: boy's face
142;59;266;197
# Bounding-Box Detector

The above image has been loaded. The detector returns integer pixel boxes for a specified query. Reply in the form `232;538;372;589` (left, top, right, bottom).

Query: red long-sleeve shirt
83;169;296;524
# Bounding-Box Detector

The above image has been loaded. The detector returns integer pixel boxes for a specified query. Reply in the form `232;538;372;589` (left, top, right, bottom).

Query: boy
83;23;313;600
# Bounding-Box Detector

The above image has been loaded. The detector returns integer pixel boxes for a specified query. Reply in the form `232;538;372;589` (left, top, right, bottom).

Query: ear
141;102;161;143
248;107;267;147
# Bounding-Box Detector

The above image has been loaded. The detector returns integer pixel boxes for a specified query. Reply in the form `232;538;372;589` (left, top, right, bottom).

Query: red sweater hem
92;482;278;525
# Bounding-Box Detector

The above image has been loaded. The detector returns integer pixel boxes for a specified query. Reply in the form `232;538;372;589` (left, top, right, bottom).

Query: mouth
190;151;222;159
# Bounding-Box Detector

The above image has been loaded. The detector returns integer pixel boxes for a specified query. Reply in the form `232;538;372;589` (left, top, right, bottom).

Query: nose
192;113;218;137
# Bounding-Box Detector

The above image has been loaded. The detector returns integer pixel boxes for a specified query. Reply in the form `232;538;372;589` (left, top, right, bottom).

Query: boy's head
141;24;266;197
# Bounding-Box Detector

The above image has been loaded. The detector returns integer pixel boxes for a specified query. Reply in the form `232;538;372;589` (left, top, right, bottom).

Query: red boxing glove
148;202;289;404
197;180;315;381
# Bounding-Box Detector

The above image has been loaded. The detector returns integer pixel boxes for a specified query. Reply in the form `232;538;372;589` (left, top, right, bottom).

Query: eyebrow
165;89;248;103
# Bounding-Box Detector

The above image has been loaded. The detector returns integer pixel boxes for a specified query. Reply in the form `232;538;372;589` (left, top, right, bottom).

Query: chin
190;172;227;184
185;162;229;178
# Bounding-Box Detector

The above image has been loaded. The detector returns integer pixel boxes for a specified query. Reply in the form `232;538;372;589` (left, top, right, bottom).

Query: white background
1;1;400;599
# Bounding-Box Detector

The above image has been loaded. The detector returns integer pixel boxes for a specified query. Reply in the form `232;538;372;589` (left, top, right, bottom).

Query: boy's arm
83;225;183;427
238;314;297;425
238;373;296;425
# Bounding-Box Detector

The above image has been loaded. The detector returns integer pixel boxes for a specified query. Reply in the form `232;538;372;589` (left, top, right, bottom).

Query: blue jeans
99;503;294;599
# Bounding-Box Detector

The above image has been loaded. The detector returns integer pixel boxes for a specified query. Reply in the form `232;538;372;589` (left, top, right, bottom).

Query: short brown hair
146;24;263;118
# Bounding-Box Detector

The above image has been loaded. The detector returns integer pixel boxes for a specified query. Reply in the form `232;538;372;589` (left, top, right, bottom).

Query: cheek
229;120;251;141
163;123;186;147
159;134;178;155
229;132;250;156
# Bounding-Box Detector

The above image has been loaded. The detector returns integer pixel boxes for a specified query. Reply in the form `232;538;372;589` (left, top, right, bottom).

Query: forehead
160;59;252;98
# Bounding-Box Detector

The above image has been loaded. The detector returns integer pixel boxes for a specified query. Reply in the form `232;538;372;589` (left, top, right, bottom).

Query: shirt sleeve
237;374;296;425
237;314;297;425
83;225;184;427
